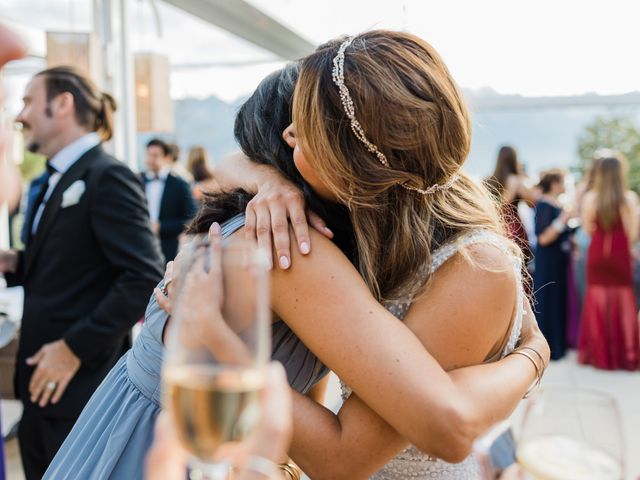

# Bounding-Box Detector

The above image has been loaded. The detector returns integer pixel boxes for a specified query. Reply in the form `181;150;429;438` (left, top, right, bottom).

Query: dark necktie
27;162;58;242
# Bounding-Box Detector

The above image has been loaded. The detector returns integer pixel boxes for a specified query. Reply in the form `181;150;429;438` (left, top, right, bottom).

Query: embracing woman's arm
270;231;548;466
215;153;332;267
286;249;545;479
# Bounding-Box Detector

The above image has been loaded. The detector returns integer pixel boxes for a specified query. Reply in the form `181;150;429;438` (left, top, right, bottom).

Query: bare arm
622;191;639;243
215;153;331;268
215;152;275;194
270;230;547;465
537;209;570;246
515;176;539;206
580;192;597;235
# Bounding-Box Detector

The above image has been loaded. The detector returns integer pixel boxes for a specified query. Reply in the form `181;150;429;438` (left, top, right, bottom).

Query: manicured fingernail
279;256;290;269
300;242;310;254
211;222;221;234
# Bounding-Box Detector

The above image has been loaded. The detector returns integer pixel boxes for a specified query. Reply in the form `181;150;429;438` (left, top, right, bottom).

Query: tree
577;116;640;192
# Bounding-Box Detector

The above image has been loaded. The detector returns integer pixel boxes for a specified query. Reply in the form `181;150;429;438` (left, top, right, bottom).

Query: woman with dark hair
485;146;538;263
579;152;640;370
203;31;548;478
533;169;574;360
48;44;547;479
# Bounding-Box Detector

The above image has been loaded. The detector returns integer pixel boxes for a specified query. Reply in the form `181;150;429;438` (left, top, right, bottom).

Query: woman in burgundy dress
485;146;538;264
579;151;640;370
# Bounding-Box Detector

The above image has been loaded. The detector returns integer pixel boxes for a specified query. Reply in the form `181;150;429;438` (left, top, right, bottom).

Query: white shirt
31;132;101;235
144;168;170;223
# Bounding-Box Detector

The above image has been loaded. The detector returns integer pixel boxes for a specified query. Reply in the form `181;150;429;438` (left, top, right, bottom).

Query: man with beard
0;66;163;479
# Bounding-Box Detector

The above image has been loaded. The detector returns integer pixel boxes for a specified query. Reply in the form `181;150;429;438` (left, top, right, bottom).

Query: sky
1;0;639;104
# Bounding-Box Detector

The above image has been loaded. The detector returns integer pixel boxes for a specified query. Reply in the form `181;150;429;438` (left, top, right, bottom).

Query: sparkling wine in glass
516;387;624;480
163;233;270;479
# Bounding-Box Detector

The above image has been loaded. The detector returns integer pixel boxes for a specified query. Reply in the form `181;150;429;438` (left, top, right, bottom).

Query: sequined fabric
340;231;525;479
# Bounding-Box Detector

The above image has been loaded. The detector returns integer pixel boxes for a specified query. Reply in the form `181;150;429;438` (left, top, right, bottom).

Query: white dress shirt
31;132;101;235
144;168;170;223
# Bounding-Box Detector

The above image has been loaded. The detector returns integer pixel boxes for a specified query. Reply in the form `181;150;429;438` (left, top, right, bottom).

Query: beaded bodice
340;230;525;479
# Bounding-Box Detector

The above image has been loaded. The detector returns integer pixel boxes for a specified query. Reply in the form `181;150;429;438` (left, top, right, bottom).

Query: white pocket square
61;180;86;208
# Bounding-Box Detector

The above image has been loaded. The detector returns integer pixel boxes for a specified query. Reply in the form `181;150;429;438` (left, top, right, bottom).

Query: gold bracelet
519;346;546;373
510;350;541;398
279;462;302;480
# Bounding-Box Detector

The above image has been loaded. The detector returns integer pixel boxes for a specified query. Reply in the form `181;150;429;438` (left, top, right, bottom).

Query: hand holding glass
162;224;270;479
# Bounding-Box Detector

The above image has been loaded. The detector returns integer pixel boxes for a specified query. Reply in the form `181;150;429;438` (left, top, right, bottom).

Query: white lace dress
340;231;526;480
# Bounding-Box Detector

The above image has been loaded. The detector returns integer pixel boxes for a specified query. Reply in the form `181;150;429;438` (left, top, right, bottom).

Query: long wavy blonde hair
293;30;509;302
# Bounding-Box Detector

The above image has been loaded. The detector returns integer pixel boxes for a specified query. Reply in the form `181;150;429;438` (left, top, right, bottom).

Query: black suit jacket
142;172;197;262
7;145;164;419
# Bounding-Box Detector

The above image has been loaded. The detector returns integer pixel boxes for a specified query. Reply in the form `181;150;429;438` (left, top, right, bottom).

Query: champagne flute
516;386;624;480
162;230;270;479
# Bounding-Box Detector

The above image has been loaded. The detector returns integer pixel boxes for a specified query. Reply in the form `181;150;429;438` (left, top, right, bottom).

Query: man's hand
27;339;81;407
151;221;161;235
0;249;18;273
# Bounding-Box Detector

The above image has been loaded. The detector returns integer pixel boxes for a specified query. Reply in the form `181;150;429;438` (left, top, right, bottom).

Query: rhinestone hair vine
331;35;459;195
331;36;389;168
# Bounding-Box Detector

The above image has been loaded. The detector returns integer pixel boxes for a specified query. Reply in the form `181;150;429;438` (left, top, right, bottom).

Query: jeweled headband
331;35;460;195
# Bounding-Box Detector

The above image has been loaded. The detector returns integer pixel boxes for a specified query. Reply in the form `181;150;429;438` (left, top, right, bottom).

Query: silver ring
46;381;57;391
161;278;173;296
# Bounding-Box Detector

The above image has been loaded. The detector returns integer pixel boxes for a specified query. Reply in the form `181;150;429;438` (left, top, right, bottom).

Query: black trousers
18;410;75;480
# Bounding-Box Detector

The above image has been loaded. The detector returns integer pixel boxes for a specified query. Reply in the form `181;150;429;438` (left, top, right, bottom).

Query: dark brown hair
146;138;170;156
37;66;116;141
537;169;565;194
186;64;356;261
485;146;521;198
187;146;213;183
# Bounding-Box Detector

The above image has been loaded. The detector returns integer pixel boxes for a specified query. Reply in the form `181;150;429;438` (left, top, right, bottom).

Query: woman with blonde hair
211;31;547;478
579;151;640;370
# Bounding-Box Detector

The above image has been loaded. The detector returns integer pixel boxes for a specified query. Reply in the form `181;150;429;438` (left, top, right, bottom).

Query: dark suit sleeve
159;178;197;236
63;164;164;364
4;250;25;287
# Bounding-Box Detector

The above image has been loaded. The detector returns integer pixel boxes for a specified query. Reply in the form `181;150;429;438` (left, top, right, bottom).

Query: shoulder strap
221;213;246;239
429;231;511;275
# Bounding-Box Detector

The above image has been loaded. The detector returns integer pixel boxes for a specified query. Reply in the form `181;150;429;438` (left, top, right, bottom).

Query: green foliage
18;149;46;182
576;116;640;192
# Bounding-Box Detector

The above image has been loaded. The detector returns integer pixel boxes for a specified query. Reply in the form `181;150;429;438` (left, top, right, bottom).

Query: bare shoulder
582;190;597;207
433;239;517;314
625;190;639;207
405;237;518;369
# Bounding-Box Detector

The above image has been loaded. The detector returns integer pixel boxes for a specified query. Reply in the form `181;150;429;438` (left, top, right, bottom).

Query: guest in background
578;152;640;370
574;157;603;307
166;142;192;182
1;66;164;479
142;138;197;262
534;169;573;360
187;145;220;200
485;146;538;264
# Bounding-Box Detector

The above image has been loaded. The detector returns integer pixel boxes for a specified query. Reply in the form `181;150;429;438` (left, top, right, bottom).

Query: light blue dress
44;214;327;479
